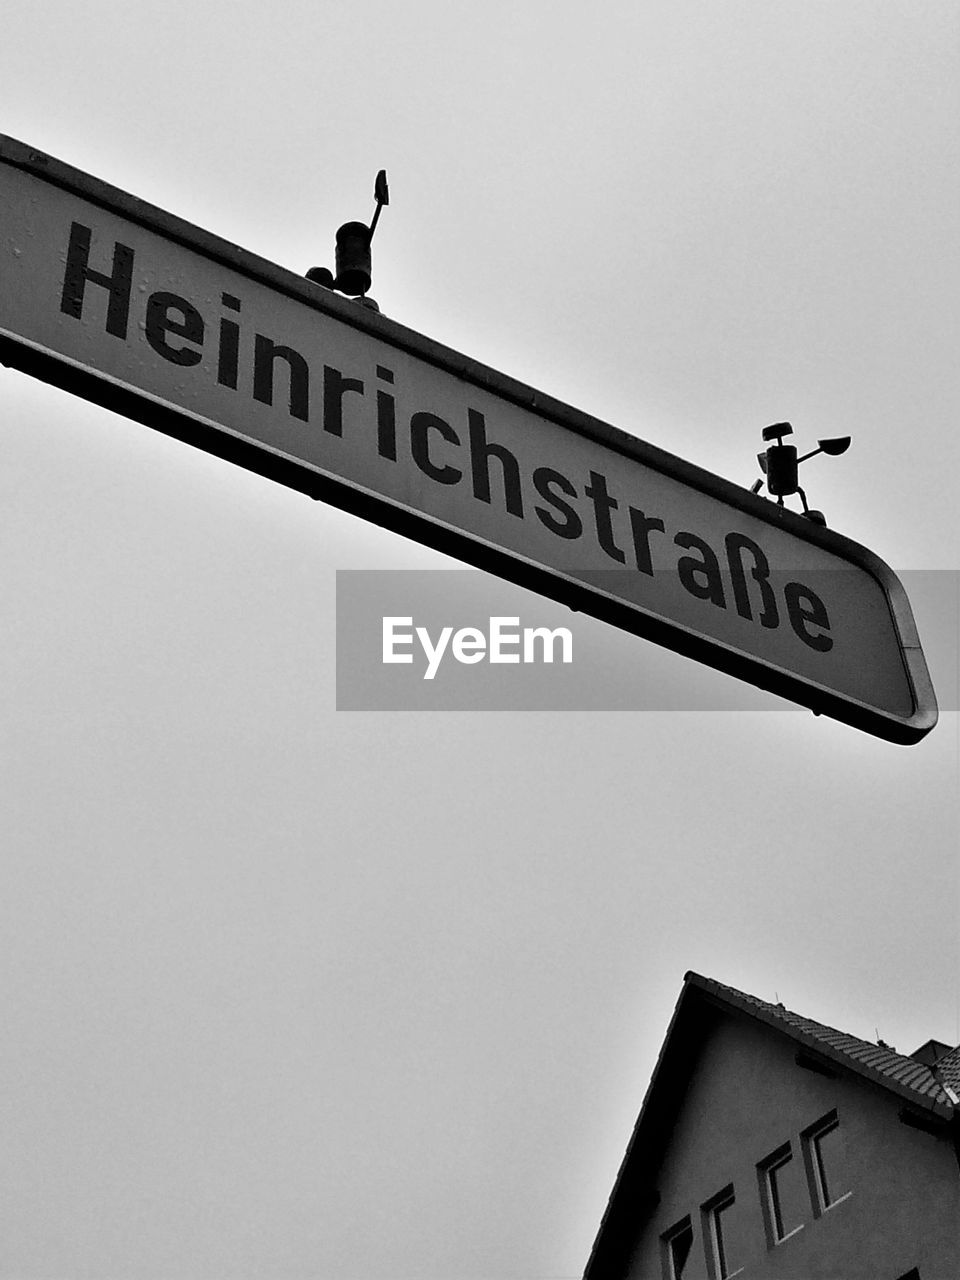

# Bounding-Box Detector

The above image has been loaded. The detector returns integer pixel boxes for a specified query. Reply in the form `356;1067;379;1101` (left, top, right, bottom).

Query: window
661;1216;693;1280
758;1142;804;1245
701;1186;739;1280
802;1110;850;1215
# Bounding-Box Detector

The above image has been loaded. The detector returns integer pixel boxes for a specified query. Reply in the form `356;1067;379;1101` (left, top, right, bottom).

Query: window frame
801;1110;851;1216
757;1141;805;1247
700;1185;741;1280
660;1214;694;1280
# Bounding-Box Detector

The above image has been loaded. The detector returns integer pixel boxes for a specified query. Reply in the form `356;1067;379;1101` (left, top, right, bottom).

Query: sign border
0;135;938;743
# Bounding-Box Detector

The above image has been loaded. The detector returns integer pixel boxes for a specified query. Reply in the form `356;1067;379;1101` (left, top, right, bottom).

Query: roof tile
695;975;957;1112
935;1045;960;1093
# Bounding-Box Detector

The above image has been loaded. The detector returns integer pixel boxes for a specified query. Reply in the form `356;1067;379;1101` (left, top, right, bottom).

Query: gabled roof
583;971;958;1279
910;1037;956;1066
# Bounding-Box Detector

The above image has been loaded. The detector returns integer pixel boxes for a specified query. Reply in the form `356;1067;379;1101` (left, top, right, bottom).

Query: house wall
624;1011;960;1280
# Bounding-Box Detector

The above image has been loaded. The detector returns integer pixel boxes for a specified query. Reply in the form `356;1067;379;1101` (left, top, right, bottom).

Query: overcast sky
1;3;958;1278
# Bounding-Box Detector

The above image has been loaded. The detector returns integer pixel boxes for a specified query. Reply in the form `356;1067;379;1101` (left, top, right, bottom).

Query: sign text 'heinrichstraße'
0;136;937;742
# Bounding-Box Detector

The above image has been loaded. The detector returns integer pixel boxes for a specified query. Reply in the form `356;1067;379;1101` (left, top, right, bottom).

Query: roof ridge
686;972;955;1112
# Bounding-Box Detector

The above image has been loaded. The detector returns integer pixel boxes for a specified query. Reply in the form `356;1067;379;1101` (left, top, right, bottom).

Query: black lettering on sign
785;581;833;651
533;467;582;540
376;365;397;460
323;365;364;437
629;508;665;576
726;532;779;629
468;408;523;518
145;291;204;366
410;412;462;485
218;293;242;389
585;470;625;564
675;531;726;609
254;335;309;422
60;222;133;339
51;221;841;664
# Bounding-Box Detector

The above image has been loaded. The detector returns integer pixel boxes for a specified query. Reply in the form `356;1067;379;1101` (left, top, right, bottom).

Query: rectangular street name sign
0;136;937;743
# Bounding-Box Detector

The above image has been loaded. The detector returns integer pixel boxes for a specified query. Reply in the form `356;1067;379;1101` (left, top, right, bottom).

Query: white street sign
0;136;937;743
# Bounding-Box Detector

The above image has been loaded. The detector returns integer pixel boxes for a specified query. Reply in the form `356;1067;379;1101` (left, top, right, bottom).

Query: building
583;972;960;1280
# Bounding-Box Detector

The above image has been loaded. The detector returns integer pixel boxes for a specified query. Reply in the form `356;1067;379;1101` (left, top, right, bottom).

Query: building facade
584;973;960;1280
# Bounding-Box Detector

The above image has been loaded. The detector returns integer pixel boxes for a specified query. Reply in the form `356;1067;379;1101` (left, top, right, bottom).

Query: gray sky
1;3;958;1277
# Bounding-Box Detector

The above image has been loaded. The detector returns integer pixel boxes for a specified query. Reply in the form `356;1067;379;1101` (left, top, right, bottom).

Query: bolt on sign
0;136;937;743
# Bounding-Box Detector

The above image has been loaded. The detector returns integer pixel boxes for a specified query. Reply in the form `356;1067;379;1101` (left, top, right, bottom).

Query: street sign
0;136;937;743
